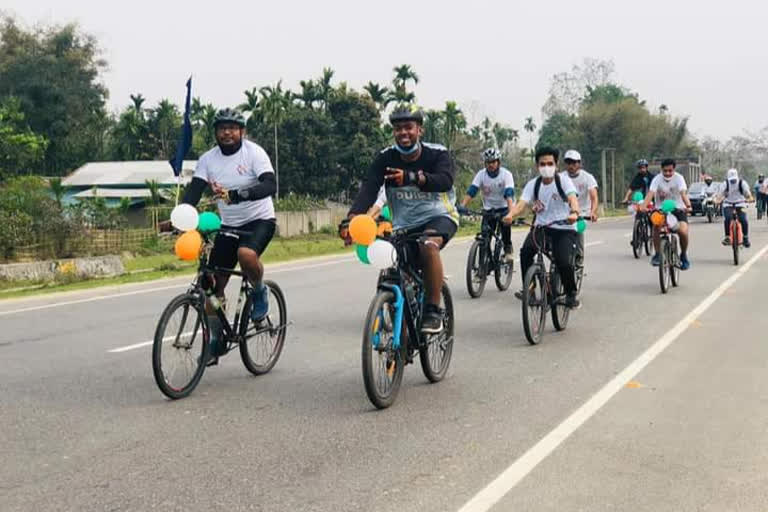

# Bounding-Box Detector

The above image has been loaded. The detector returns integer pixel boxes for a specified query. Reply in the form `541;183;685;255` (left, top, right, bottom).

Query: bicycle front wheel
419;282;454;383
632;220;642;259
240;280;288;376
658;240;670;294
494;242;514;291
670;237;680;287
362;290;405;409
466;239;486;298
152;293;208;399
522;265;547;345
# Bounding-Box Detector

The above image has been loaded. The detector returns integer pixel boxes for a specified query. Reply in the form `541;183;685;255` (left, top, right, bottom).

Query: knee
237;247;261;269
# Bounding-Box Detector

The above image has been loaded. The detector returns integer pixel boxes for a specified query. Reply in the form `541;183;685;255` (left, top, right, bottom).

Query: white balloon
367;240;398;269
666;213;679;231
170;204;199;232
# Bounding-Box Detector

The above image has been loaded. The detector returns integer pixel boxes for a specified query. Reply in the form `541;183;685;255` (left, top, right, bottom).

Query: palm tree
260;81;292;199
239;87;260;116
423;110;444;143
200;104;218;148
297;80;322;109
191;97;205;126
151;99;180;158
524;116;537;159
129;94;146;117
363;81;391;113
442;101;466;153
392;64;420;90
49;177;68;208
317;67;335;108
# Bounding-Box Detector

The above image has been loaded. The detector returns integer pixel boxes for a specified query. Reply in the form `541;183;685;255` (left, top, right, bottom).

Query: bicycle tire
522;265;547;345
465;239;486;298
550;270;569;331
632;220;642;259
152;293;208;400
732;221;740;266
240;280;288;376
419;282;454;383
362;290;405;409
643;221;652;256
658;239;670;294
670;237;680;287
494;241;514;291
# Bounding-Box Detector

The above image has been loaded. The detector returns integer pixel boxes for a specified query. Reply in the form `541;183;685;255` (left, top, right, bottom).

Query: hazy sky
3;0;767;140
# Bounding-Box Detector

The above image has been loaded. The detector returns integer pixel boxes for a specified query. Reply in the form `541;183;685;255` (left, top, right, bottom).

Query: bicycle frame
725;206;744;245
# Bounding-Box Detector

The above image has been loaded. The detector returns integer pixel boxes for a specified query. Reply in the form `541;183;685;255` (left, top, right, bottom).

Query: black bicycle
464;210;514;298
152;227;288;399
627;203;651;259
654;211;681;294
361;228;454;409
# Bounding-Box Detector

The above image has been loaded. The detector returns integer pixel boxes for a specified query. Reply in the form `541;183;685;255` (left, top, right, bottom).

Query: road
2;213;768;511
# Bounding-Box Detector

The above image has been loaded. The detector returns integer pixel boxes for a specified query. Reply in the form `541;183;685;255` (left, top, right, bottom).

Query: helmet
727;168;739;181
213;108;246;127
483;148;502;162
389;103;424;124
564;149;581;162
636;159;649;167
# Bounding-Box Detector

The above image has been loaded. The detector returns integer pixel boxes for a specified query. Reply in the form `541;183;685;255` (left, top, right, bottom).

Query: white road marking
585;241;604;247
456;241;768;512
623;233;632;238
109;331;194;353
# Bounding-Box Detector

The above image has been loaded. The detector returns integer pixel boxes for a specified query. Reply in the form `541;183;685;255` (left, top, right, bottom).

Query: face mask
394;141;420;155
486;167;499;178
729;178;737;184
539;165;556;179
663;174;673;182
705;181;712;186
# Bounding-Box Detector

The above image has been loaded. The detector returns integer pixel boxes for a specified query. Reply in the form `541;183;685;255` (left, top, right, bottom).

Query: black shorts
209;219;276;270
411;216;457;248
670;209;688;223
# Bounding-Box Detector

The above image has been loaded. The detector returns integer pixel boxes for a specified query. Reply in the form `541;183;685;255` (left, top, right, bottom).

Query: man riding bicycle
623;159;656;202
644;158;692;270
503;146;581;309
458;148;515;263
342;104;459;334
718;168;753;248
180;108;277;364
754;175;765;216
563;149;598;263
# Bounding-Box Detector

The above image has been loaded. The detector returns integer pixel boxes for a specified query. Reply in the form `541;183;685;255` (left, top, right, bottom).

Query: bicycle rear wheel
550;270;569;331
494;240;514;291
465;239;487;298
670;237;680;287
632;220;642;259
362;290;405;409
240;280;288;375
152;293;208;399
419;282;454;383
644;223;652;256
658;240;670;294
522;265;547;345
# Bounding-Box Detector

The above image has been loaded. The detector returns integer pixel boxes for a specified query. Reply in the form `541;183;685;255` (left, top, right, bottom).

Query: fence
9;229;156;262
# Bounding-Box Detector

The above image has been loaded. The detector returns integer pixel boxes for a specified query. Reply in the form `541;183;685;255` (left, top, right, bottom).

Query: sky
3;0;767;141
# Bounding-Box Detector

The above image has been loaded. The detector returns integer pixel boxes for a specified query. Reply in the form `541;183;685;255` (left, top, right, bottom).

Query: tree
297;80;322;109
317;67;335;107
259;81;292;198
48;177;68;207
148;99;180;159
442;101;466;153
524;116;537;156
363;82;391;113
542;58;616;118
129;94;146;115
0;96;47;179
239;88;260;117
389;64;419;105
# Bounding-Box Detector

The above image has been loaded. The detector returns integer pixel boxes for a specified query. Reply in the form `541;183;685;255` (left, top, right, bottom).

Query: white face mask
539;165;556;179
663;174;674;182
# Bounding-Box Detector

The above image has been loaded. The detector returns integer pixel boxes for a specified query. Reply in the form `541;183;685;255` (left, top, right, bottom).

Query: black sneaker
421;305;444;334
198;353;219;367
565;293;581;310
514;290;524;301
744;237;751;248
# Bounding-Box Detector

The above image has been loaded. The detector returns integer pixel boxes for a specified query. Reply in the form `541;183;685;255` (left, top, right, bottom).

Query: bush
274;193;325;211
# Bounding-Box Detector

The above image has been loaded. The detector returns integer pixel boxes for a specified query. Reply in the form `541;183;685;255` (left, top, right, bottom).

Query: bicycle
651;210;681;294
724;204;745;266
464;210;514;298
361;228;454;409
628;204;652;259
152;227;288;399
520;220;584;345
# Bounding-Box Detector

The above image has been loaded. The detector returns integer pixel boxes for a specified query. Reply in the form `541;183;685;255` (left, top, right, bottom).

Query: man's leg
677;218;690;269
419;218;457;333
205;233;239;364
518;232;535;288
723;207;733;239
552;230;577;295
739;209;750;246
238;220;276;321
498;208;513;257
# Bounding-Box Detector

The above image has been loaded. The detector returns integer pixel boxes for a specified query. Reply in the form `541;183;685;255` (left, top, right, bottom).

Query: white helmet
483;148;502;162
564;149;581;162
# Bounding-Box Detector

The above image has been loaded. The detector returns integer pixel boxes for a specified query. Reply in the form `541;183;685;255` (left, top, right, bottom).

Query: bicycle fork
376;284;405;351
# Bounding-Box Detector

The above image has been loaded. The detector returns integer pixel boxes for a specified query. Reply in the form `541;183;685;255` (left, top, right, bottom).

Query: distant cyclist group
154;103;762;406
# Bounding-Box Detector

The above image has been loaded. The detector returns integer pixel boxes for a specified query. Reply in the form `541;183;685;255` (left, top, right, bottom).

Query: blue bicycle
361;228;454;409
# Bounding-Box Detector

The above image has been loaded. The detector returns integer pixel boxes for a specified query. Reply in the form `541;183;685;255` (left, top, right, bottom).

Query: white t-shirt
703;182;719;196
759;181;768;195
566;169;598;216
650;173;687;209
194;140;276;226
720;179;750;207
471;167;515;210
520;172;578;231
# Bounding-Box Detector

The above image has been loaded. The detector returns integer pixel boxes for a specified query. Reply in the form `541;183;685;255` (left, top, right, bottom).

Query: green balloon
661;199;677;213
632;191;644;202
355;244;370;264
198;211;222;232
381;205;392;221
576;218;587;233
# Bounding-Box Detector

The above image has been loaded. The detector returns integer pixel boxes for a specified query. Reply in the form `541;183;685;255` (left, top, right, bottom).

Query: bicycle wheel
550;270;569;331
494;241;514;291
632;220;642;259
240;280;287;376
670;237;680;287
658;240;670;294
362;289;405;409
643;223;652;256
152;293;208;399
465;239;487;298
731;221;740;266
522;265;547;345
420;282;454;383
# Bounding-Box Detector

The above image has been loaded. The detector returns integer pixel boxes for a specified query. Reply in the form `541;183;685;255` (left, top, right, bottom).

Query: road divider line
585;241;604;247
456;241;768;512
109;331;194;353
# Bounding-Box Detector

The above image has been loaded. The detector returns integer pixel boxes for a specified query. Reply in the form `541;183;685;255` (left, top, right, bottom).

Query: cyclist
754;175;765;216
719;168;753;248
457;148;515;263
702;174;720;216
623;159;656;202
644;158;692;270
503;146;581;309
180;108;277;364
342;104;458;333
563;149;598;264
759;175;768;215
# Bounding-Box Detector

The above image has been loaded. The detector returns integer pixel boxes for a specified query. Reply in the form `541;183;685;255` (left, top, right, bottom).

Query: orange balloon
377;221;393;237
175;230;203;261
349;215;377;246
650;211;665;226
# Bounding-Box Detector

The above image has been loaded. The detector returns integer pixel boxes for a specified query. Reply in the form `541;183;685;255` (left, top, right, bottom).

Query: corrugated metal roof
72;188;154;199
62;160;197;187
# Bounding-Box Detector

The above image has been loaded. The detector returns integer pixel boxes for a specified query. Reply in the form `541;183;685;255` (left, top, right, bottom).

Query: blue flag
169;77;192;177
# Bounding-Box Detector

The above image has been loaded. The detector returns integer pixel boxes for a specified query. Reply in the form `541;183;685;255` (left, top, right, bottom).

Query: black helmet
389;103;424;124
213;108;246;127
636;159;649;167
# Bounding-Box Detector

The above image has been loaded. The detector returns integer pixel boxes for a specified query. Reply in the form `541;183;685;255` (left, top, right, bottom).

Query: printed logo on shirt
237;164;248;175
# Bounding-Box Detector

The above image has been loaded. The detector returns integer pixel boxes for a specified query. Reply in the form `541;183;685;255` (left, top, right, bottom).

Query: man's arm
589;188;599;220
420;150;455;192
227;173;276;203
349;155;386;216
681;190;692;210
182;177;208;207
503;199;528;224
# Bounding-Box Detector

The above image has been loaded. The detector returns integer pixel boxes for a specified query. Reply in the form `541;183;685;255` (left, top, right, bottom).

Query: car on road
688;182;706;216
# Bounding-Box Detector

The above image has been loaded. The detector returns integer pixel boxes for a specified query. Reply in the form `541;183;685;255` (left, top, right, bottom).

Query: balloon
381;205;392;221
661;199;677;213
666;213;679;231
349;215;377;246
377;221;393;237
576;218;587;233
174;230;203;261
650;211;666;226
355;244;370;265
198;211;222;232
170;204;199;232
367;240;397;269
632;191;644;202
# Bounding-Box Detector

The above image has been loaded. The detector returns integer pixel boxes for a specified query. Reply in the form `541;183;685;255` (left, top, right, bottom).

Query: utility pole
600;148;615;210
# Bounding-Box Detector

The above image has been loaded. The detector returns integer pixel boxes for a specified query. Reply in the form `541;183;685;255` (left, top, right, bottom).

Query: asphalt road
2;212;768;511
